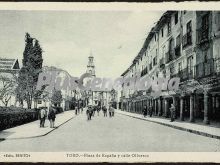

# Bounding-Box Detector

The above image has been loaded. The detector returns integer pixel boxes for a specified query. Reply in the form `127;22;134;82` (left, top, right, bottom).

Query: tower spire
86;52;96;77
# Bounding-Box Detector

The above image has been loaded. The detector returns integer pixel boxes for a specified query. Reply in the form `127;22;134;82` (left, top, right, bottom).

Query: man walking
48;106;56;128
102;106;107;117
86;106;93;120
149;104;153;117
170;103;176;122
143;105;148;118
39;107;46;128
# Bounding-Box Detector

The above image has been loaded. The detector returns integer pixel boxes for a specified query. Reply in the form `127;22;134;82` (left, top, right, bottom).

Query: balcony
165;50;174;64
159;57;165;69
195;58;214;79
175;45;181;58
197;27;209;45
141;66;148;77
182;32;192;48
171;68;193;82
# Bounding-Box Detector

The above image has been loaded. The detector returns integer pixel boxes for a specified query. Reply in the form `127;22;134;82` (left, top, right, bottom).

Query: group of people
142;103;176;122
75;106;84;115
86;105;115;121
39;105;56;128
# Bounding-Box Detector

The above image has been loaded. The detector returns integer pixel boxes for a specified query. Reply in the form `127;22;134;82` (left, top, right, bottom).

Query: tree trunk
27;96;32;109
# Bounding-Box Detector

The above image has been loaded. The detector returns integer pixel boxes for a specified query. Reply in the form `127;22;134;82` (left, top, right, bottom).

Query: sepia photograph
0;2;220;163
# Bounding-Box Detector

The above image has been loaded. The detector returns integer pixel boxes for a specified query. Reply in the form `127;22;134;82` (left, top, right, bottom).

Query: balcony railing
195;58;214;79
141;66;148;77
165;50;175;64
197;27;209;45
182;32;192;48
171;68;193;82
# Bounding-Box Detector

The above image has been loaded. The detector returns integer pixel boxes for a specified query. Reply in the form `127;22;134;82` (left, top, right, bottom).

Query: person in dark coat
148;105;153;117
170;104;176;122
143;106;148;117
86;106;93;120
48;106;56;128
102;106;107;117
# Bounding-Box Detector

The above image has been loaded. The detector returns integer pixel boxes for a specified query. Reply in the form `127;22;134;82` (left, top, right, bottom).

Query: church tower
86;52;96;77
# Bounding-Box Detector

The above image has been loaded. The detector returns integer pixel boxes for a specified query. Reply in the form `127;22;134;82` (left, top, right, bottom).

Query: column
212;94;216;115
216;95;219;109
203;91;210;124
172;96;176;118
154;99;157;115
157;98;161;116
180;96;184;121
190;93;194;122
164;98;168;118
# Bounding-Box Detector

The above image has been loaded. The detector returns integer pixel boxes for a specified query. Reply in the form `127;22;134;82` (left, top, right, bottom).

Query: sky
0;10;164;78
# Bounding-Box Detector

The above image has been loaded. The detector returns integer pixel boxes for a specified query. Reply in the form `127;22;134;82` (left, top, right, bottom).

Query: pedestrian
86;106;93;120
103;106;107;117
170;103;176;122
48;106;56;128
97;106;101;116
109;105;115;117
92;106;96;116
143;105;148;118
81;104;83;113
39;107;46;128
108;105;112;117
149;105;153;117
75;106;78;115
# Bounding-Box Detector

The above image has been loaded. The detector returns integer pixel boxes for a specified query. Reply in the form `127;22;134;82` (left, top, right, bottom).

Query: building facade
120;11;220;125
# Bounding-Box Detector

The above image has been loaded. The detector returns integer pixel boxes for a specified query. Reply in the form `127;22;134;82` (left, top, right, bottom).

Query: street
0;110;219;152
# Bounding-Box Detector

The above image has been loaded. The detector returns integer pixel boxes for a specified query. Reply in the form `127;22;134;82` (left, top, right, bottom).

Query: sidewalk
0;110;75;140
116;110;220;140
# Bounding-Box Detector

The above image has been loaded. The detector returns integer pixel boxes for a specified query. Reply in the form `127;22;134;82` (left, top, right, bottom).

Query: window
183;11;187;14
217;12;220;31
153;57;157;66
161;28;164;37
187;21;192;33
176;34;181;47
202;14;209;30
167;19;171;35
175;12;178;24
183;21;192;47
155;35;156;41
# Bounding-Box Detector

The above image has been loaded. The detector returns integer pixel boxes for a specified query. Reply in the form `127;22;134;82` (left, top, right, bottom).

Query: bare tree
0;75;17;107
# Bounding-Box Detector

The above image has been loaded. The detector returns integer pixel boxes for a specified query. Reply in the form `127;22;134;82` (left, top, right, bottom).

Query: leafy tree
51;90;63;107
17;33;43;109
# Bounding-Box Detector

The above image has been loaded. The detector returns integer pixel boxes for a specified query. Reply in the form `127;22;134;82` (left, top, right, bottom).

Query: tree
0;75;17;107
17;33;43;109
51;90;63;107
